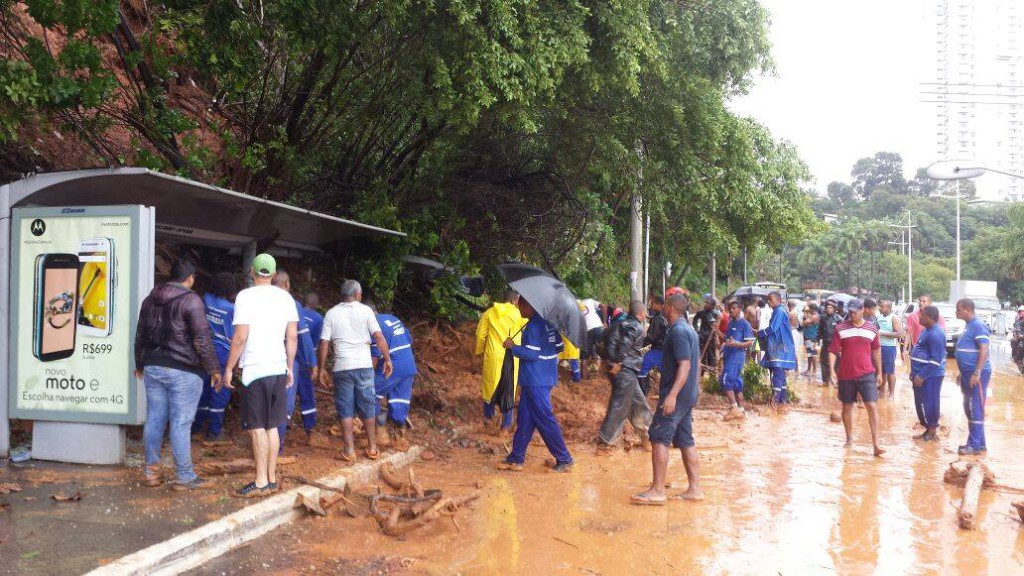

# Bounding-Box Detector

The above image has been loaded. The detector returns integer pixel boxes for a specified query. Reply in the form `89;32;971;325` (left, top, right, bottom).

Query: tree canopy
1;0;816;307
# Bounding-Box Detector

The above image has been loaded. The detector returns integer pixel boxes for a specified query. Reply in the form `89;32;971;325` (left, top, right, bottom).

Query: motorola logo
30;219;46;236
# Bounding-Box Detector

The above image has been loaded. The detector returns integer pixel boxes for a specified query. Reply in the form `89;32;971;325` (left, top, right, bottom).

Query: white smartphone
78;237;115;338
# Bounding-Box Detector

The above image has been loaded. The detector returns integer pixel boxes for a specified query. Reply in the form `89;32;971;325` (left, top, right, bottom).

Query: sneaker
172;477;211;491
550;460;575;473
496;460;524;472
957;445;987;456
234;482;270;498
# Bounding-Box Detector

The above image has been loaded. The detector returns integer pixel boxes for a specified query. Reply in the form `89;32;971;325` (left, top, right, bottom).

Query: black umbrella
495;263;587;349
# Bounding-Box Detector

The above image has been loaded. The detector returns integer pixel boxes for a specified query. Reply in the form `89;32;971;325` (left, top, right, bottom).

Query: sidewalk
0;437;414;575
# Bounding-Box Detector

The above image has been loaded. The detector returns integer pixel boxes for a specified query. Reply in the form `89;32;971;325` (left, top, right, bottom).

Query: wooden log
959;462;987;530
294;493;326;516
944;460;995;488
1013;501;1024;523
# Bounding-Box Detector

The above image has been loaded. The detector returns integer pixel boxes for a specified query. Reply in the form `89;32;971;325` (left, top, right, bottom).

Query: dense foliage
1;0;816;308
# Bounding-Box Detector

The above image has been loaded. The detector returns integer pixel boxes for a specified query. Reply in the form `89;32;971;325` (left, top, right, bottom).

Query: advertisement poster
10;206;147;424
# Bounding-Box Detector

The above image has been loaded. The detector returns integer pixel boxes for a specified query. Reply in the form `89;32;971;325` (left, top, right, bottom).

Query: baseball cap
252;253;277;277
846;298;864;312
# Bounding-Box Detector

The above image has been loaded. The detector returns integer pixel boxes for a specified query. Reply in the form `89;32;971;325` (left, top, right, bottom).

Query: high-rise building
932;0;1024;201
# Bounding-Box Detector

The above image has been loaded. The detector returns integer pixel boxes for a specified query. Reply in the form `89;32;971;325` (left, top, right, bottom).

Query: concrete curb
87;447;423;576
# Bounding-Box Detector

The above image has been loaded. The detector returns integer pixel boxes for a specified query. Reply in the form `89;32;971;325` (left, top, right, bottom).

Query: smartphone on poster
33;253;81;362
78;237;115;338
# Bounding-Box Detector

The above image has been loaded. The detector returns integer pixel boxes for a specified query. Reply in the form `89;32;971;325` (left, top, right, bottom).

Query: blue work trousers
193;374;232;437
770;367;789;404
913;375;943;428
483;401;514;429
960;370;991;450
296;370;317;432
375;375;415;425
568;359;581;382
507;386;572;465
143;366;202;483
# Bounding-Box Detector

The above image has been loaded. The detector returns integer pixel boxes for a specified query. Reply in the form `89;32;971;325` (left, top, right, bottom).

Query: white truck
949;280;1004;334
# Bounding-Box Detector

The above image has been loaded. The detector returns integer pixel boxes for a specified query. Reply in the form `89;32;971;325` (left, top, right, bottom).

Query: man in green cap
219;253;299;497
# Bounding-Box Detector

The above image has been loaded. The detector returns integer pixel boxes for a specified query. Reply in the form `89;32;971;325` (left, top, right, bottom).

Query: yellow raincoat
475;302;527;402
558;300;585;361
559;336;580;361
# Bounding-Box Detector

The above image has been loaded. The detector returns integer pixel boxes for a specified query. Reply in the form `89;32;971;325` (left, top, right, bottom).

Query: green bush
701;374;722;396
742;361;772;404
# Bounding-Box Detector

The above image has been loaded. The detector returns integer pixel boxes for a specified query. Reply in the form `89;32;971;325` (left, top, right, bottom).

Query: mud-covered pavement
193;341;1024;575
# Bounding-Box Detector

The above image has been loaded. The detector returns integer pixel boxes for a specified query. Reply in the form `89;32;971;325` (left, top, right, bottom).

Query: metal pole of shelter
0;187;10;457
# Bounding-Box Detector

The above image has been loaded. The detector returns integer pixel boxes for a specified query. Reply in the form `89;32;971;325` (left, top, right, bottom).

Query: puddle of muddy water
196;344;1024;575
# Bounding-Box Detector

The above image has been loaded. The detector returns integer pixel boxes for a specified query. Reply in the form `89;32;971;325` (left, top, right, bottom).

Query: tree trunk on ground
959;462;987;530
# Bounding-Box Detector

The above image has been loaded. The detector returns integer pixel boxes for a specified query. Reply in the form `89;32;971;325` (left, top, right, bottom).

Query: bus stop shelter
1;168;405;461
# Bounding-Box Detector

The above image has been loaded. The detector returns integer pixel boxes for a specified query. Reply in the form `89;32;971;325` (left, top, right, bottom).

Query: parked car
934;302;965;357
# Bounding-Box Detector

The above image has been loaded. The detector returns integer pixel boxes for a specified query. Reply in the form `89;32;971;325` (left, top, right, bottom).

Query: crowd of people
134;255;994;502
134;254;417;496
475;286;995;505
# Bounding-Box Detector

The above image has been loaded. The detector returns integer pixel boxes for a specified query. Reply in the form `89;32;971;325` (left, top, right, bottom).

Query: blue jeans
143;366;203;483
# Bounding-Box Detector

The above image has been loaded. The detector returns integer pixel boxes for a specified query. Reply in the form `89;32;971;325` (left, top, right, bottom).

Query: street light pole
956;179;961;281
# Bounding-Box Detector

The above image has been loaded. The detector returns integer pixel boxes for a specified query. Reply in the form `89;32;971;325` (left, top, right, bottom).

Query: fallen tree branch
959;462;987;530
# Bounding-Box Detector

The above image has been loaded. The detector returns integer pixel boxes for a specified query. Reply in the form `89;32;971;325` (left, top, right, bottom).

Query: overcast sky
730;0;934;192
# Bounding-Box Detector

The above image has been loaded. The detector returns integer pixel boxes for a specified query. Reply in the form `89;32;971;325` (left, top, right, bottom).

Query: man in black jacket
598;301;654;452
638;295;668;396
694;296;720;376
135;260;221;490
818;299;843;386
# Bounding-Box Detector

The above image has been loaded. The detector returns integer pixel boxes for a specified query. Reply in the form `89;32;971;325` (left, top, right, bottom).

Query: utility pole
743;248;748;284
889;212;916;305
710;253;717;298
644;211;650;301
630;146;644;302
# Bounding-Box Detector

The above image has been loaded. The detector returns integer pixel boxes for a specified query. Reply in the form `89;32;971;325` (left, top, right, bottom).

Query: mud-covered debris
0;483;22;494
52;491;84;502
421;451;436;462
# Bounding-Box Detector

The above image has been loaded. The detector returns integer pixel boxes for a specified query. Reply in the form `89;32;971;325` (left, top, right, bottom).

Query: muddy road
194;340;1024;575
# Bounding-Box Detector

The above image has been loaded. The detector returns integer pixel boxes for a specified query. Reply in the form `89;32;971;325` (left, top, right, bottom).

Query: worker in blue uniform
497;296;574;473
272;271;318;453
371;308;417;448
910;306;945;442
759;291;797;404
954;299;991;455
193;272;238;440
298;292;325;436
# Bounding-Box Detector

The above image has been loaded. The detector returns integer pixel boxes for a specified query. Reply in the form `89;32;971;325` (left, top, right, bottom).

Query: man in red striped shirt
828;298;885;457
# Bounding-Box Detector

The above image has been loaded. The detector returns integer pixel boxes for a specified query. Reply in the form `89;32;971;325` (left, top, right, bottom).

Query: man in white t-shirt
581;298;604;360
318;280;392;462
220;253;297;498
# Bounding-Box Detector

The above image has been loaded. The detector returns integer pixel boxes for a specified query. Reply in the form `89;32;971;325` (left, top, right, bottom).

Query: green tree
850;151;908;198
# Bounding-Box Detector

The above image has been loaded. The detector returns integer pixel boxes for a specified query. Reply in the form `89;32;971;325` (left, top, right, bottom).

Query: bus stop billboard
8;205;153;425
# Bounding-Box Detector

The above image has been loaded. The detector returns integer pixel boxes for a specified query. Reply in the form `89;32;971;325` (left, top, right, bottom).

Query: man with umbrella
493;264;584;472
497;294;575;472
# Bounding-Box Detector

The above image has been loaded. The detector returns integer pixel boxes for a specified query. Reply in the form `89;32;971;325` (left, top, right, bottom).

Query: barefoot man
720;300;755;415
828;298;885;457
631;293;702;505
